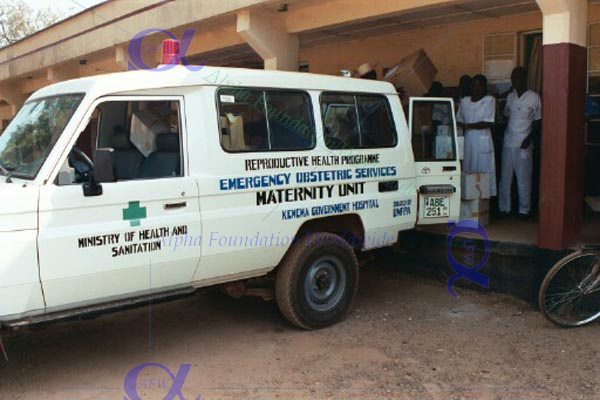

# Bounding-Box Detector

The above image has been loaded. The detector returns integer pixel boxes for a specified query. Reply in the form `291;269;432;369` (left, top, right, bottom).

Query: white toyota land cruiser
0;65;460;333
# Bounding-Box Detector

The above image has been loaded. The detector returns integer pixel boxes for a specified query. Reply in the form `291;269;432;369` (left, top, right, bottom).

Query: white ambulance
0;65;460;331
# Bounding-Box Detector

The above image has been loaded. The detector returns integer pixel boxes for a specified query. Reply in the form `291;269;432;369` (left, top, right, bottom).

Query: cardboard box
461;172;491;200
384;49;438;98
459;199;490;227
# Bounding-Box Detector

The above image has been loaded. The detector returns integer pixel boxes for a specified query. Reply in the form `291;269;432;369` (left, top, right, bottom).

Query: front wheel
539;251;600;327
276;233;359;330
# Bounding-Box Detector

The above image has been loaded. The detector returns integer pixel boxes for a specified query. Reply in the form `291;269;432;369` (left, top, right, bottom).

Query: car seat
138;133;181;179
111;129;145;180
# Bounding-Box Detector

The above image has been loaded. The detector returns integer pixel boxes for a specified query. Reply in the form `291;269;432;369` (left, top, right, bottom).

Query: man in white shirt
499;67;542;219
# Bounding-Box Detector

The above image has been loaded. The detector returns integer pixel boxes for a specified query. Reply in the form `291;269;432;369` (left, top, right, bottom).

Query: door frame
408;96;461;225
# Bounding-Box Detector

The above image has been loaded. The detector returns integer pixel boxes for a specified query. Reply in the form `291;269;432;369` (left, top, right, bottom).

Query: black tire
275;232;359;330
539;250;600;327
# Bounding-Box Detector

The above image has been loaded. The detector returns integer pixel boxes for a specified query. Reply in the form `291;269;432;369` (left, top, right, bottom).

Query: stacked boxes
460;198;490;226
383;49;438;99
461;172;491;200
460;173;491;226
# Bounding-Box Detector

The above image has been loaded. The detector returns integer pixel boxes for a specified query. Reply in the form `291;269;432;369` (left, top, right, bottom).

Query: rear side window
217;88;315;152
321;92;397;150
411;100;457;161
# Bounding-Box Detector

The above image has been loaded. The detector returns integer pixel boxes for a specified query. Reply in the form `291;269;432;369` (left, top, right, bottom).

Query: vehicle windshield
0;94;83;180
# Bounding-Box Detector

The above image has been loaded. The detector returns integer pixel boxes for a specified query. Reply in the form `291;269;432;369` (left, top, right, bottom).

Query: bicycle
539;246;600;327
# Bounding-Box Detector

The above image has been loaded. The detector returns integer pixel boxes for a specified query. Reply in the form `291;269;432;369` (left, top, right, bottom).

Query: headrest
111;129;132;149
155;133;180;152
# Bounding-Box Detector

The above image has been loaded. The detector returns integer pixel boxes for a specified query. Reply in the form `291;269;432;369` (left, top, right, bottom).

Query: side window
411;100;456;161
63;100;183;185
321;94;359;149
321;92;397;149
266;91;314;150
217;88;315;152
217;88;267;151
357;95;396;147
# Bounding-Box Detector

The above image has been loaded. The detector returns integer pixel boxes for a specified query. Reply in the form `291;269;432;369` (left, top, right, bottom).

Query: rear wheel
276;233;359;329
539;251;600;327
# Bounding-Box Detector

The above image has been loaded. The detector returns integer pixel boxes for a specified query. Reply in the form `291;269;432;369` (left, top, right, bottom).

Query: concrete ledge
384;228;572;305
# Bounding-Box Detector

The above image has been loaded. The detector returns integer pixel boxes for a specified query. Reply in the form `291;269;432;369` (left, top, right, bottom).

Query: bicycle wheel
539;251;600;327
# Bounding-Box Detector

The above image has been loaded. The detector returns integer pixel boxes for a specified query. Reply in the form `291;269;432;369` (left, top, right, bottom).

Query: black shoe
517;213;530;221
497;211;510;219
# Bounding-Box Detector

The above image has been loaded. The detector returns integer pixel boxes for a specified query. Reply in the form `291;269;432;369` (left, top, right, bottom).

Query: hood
0;181;38;232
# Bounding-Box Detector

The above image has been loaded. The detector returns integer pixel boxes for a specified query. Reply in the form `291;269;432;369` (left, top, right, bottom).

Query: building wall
302;3;600;89
300;12;543;88
3;3;600;127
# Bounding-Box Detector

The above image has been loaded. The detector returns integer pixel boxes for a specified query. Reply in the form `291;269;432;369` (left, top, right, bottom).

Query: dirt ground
1;254;598;400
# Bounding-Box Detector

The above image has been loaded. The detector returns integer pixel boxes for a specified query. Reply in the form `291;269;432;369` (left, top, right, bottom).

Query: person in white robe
499;67;542;219
457;74;497;197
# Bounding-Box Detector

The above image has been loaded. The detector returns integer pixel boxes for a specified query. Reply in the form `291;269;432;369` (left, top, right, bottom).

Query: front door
38;97;202;310
409;97;461;225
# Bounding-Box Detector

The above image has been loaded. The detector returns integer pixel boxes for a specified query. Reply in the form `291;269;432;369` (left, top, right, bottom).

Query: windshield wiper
0;162;13;183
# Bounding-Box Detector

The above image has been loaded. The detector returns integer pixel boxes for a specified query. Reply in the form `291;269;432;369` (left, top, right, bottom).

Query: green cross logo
123;201;147;227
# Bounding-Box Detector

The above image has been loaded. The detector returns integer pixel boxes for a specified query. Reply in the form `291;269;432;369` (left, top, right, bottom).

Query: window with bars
587;22;600;145
483;33;517;92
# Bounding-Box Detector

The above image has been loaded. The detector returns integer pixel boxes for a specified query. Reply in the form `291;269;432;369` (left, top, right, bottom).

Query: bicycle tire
539;250;600;327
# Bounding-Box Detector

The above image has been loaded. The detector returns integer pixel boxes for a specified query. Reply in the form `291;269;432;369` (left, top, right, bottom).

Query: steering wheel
69;147;94;179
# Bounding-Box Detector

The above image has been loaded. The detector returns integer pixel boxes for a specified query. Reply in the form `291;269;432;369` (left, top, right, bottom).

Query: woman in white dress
456;74;497;197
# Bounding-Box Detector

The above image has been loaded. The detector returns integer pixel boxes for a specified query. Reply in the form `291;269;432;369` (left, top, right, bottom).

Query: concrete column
47;65;80;83
236;10;299;71
0;105;11;121
0;105;11;133
535;0;587;250
0;82;26;117
115;45;130;71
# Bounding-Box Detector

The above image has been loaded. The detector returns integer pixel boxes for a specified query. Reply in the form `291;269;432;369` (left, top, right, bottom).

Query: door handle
443;166;457;172
164;201;187;210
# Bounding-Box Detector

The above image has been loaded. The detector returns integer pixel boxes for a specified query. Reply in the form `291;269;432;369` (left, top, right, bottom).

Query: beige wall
300;4;600;86
300;12;543;87
302;2;600;88
591;2;600;20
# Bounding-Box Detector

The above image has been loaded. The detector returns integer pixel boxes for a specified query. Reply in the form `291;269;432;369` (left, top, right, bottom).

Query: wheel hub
304;256;347;312
315;271;332;291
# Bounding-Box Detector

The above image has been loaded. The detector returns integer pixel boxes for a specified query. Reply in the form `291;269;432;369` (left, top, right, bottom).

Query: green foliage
0;0;63;47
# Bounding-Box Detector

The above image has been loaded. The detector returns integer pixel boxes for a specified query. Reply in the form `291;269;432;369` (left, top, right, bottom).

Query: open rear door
409;97;461;225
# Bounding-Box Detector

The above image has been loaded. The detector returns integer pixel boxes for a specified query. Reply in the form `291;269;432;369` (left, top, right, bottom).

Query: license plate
424;196;449;218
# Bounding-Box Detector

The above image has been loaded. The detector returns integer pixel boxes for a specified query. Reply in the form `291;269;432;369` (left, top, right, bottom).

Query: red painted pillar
538;43;586;250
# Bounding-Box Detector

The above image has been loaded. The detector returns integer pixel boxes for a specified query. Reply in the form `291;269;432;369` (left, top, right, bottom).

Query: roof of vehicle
30;65;398;101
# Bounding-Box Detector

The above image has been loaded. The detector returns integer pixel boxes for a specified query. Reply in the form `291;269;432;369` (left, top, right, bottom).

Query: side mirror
94;148;115;183
83;173;103;197
82;148;115;197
